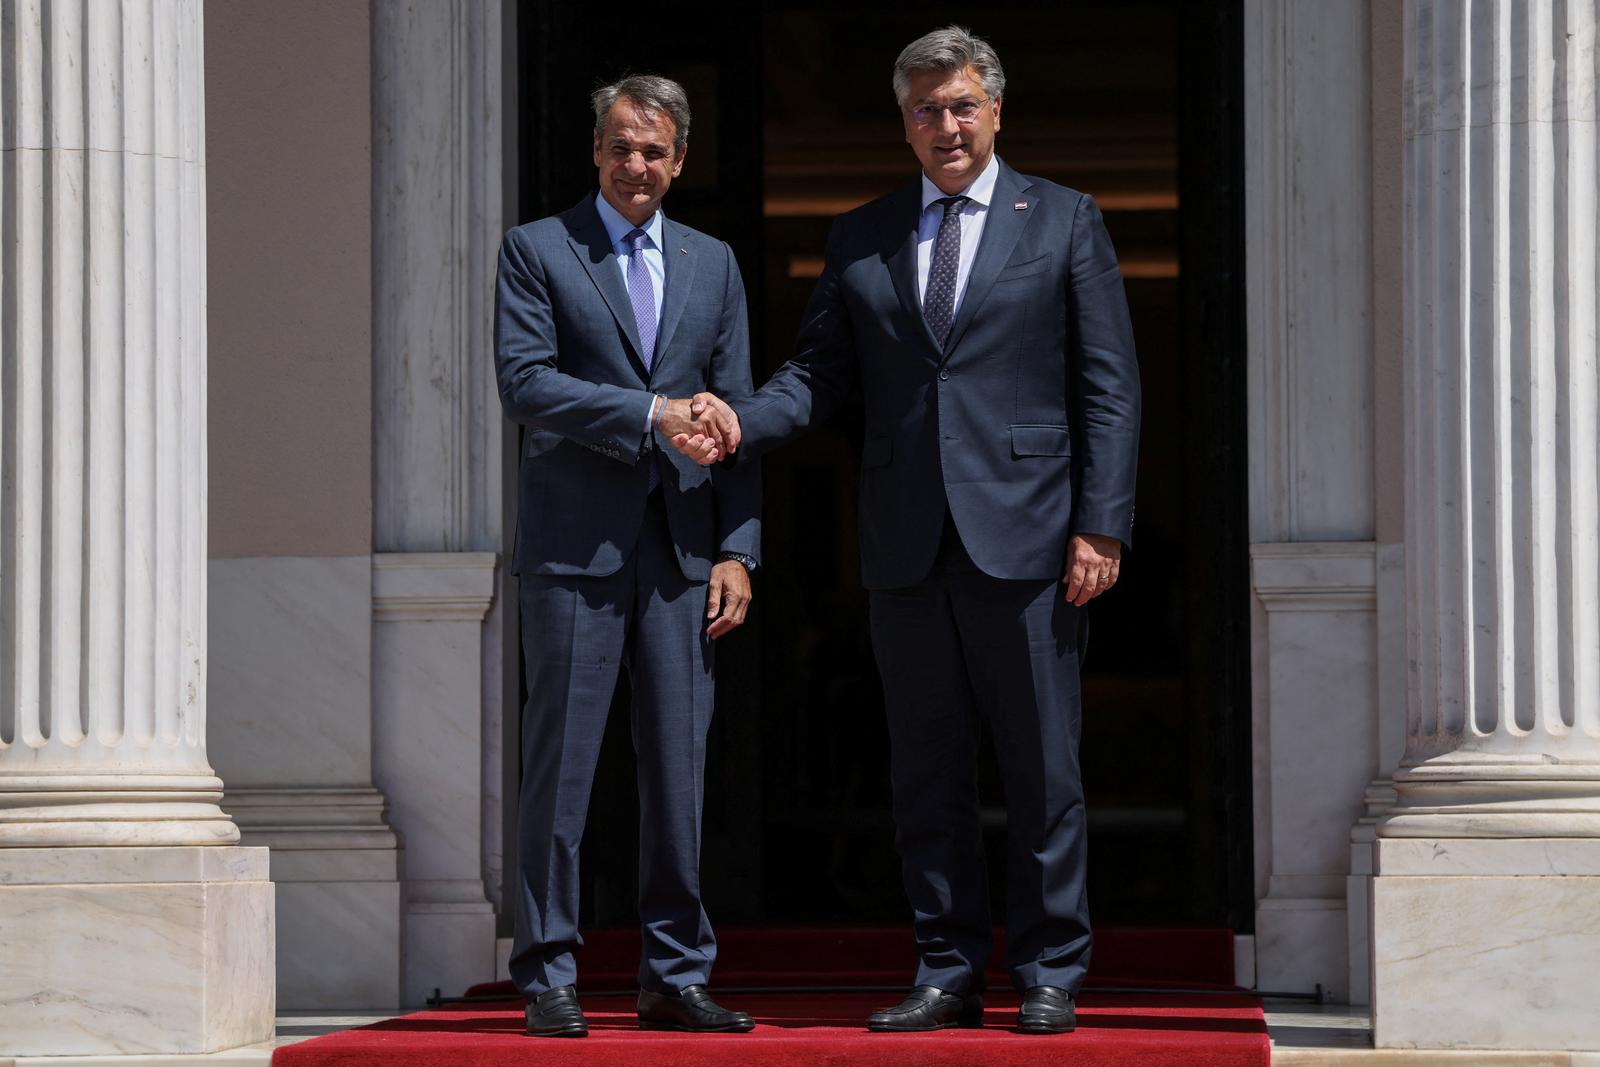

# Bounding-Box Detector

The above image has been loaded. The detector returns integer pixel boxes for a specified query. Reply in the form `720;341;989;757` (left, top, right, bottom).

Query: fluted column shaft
0;0;233;845
1385;0;1600;837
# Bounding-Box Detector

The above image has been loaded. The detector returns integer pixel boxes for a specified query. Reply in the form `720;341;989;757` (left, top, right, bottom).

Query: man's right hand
664;392;741;466
657;395;740;464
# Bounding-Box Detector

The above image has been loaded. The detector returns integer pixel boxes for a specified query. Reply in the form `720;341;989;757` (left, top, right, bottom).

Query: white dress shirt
916;153;1001;321
594;191;665;330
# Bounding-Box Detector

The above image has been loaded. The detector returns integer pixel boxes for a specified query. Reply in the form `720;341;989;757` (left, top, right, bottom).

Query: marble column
0;1;274;1056
1372;0;1600;1051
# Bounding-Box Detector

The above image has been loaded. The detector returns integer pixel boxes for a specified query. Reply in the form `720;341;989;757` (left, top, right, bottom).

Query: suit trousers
868;513;1092;995
509;491;717;998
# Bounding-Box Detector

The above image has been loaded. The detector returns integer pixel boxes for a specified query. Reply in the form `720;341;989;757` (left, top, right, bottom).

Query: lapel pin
679;247;688;255
1013;200;1029;211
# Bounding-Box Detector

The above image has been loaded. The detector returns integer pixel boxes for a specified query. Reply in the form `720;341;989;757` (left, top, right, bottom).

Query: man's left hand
706;560;752;639
1062;534;1122;607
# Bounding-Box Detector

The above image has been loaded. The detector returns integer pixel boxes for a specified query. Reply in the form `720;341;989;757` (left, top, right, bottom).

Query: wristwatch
718;551;757;573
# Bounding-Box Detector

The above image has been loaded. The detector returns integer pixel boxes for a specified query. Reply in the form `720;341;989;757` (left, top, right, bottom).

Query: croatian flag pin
1013;200;1029;211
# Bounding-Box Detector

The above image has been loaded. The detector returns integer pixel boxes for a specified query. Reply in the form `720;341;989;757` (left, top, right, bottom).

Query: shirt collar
920;153;1001;213
594;191;664;252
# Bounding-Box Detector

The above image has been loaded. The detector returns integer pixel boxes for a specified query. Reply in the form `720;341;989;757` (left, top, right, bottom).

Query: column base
1383;758;1600;838
1372;838;1600;1051
0;847;275;1057
0;774;242;847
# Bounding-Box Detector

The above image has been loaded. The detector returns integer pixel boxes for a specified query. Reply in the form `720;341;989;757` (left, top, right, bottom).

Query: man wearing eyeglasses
669;25;1139;1035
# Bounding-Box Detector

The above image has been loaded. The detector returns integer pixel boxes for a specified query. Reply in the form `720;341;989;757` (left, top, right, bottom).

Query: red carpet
273;990;1267;1066
274;928;1268;1066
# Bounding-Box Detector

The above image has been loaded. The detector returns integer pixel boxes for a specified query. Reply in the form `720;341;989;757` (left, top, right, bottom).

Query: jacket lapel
652;217;697;379
563;196;648;373
882;183;942;358
941;161;1036;359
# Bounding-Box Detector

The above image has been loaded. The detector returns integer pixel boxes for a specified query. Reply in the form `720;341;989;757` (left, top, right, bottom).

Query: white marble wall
209;557;403;1009
210;558;378;789
1249;543;1378;1002
373;553;500;1005
1245;0;1384;1003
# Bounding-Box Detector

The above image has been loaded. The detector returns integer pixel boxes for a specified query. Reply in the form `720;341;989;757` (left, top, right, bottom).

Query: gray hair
892;26;1007;107
591;74;691;158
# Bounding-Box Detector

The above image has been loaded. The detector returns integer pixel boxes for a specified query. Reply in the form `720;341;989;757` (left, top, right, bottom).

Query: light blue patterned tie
625;228;657;369
624;228;660;491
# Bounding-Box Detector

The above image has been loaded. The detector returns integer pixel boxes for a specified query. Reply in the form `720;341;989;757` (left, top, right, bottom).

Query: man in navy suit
672;27;1140;1034
495;74;758;1038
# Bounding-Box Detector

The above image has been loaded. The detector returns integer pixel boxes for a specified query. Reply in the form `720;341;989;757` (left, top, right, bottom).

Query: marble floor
273;1011;400;1047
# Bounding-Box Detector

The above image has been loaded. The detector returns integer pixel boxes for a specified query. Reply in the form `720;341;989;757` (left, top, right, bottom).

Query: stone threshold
1268;1001;1600;1066
1275;1052;1600;1065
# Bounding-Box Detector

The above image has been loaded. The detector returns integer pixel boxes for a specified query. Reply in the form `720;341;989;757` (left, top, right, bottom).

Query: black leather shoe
1018;985;1076;1034
524;985;587;1037
637;985;755;1032
867;985;984;1032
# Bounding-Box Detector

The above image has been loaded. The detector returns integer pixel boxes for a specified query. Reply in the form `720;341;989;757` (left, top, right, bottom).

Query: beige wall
206;1;372;558
1371;0;1405;545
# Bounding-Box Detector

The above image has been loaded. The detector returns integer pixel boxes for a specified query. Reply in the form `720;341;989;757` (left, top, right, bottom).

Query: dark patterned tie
923;195;970;344
624;227;660;491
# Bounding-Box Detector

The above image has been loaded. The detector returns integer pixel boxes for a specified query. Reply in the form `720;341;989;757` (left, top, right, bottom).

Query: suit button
938;369;950;381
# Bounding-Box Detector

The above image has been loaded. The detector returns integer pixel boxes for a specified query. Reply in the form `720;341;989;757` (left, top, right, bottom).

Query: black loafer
525;985;587;1037
637;985;755;1032
867;985;984;1032
1018;985;1076;1033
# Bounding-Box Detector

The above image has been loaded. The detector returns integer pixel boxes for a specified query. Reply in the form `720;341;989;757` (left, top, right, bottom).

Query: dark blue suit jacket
735;161;1139;590
495;196;761;580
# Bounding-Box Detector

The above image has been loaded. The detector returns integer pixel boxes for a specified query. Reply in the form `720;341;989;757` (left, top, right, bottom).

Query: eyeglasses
907;97;991;126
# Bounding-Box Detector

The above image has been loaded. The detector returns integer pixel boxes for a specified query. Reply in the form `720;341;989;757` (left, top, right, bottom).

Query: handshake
654;393;741;465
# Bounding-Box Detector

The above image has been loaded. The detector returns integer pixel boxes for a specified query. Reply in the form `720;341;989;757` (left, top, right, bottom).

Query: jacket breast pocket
995;255;1051;283
1010;424;1071;457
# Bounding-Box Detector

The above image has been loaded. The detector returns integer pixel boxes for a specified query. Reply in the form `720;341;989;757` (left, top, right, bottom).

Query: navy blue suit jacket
734;161;1139;590
495;196;761;580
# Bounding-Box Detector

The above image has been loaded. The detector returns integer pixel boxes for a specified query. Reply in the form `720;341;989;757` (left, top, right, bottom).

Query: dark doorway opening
511;0;1250;937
